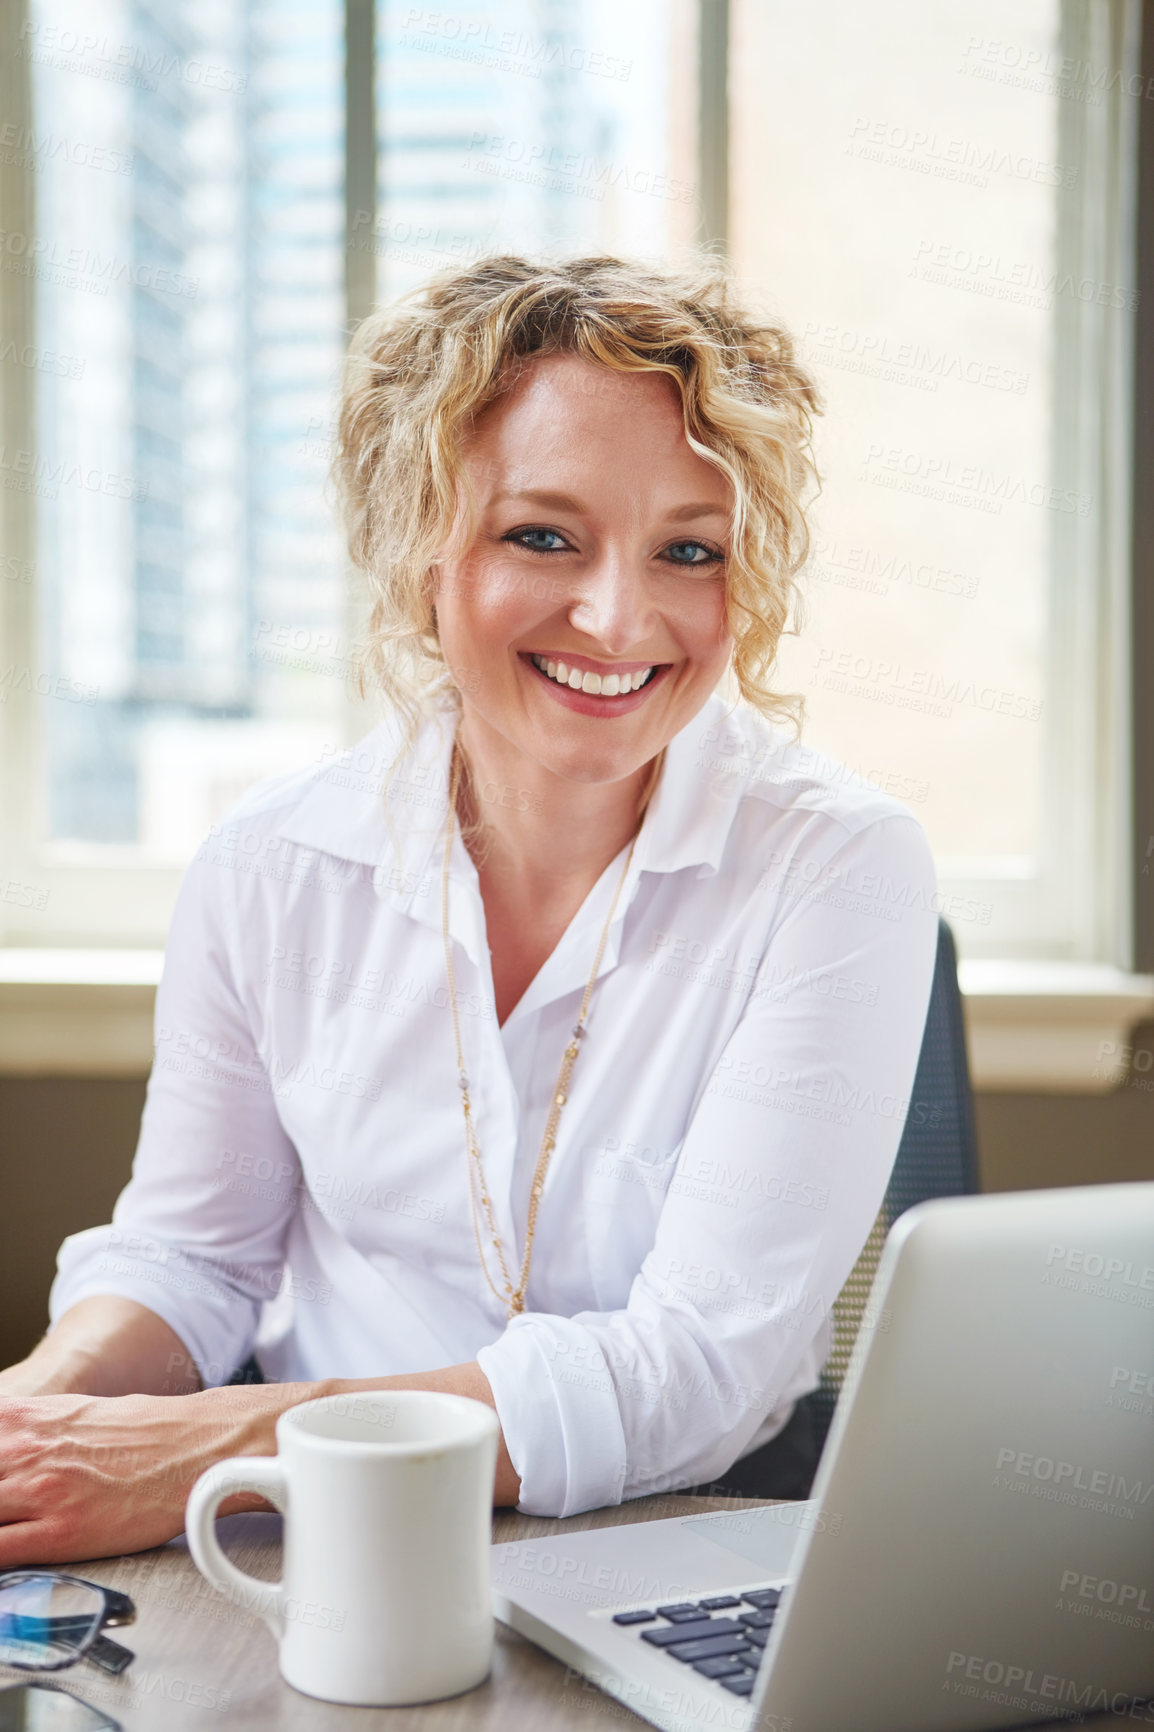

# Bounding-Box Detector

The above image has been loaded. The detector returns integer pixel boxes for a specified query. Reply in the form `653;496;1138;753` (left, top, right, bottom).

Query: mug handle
185;1457;288;1638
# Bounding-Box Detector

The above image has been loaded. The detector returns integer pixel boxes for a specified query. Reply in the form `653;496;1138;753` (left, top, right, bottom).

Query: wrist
193;1379;334;1458
182;1383;313;1515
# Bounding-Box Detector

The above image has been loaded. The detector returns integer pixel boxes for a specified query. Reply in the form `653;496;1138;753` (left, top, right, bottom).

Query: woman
0;255;937;1564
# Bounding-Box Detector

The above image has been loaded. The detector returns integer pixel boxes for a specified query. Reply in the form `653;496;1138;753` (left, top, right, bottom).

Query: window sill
0;950;163;1078
957;961;1154;1092
1;951;1152;1091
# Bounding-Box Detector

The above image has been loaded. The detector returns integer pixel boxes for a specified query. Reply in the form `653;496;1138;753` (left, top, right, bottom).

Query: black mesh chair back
811;918;979;1448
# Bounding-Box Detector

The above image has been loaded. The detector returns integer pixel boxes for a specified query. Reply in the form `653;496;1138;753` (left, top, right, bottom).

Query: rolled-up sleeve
478;812;939;1516
49;847;301;1388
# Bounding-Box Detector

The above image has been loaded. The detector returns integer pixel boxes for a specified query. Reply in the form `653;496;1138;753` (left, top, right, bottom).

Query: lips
529;653;655;697
519;652;670;713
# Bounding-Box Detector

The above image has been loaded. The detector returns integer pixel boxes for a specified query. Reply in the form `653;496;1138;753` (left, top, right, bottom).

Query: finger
217;1491;278;1517
0;1520;71;1570
0;1483;38;1525
0;1517;151;1570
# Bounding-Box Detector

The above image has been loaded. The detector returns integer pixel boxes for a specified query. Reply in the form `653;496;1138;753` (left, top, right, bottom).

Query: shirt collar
635;688;744;881
275;687;747;916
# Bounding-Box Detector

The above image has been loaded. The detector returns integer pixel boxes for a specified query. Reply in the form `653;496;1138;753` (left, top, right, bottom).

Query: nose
566;550;658;655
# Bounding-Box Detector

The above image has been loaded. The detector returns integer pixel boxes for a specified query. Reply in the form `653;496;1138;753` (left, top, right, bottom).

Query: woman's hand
0;1366;519;1567
0;1384;308;1567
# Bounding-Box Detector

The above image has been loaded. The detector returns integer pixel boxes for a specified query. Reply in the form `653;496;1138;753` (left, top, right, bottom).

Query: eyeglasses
0;1574;135;1675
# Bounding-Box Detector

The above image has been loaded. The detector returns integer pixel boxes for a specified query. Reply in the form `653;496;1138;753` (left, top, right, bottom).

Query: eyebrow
490;488;729;523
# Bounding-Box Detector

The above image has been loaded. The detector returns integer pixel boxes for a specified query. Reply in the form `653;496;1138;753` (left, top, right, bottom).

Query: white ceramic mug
185;1389;499;1706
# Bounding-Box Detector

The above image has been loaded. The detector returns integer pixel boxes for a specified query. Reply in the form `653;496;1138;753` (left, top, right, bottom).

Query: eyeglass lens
0;1683;122;1730
0;1580;105;1670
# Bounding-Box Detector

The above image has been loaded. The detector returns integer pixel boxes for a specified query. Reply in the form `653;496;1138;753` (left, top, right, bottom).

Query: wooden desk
0;1496;1128;1731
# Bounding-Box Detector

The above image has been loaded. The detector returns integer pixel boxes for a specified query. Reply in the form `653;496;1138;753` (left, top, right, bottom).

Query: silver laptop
491;1182;1154;1732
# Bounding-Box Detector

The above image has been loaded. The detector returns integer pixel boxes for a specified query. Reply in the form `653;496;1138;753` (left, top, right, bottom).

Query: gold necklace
440;739;651;1320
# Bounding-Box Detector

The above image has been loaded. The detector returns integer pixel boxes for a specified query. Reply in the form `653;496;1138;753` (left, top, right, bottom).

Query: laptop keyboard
612;1587;783;1697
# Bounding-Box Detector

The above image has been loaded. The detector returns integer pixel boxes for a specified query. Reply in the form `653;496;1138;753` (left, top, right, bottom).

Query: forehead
496;350;682;416
464;352;721;492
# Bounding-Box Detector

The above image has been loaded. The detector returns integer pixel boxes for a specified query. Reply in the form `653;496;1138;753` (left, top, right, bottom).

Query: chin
542;739;656;785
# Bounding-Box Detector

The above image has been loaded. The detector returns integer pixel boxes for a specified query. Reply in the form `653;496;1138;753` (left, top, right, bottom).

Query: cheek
450;552;569;652
675;582;731;656
444;552;518;627
437;575;535;702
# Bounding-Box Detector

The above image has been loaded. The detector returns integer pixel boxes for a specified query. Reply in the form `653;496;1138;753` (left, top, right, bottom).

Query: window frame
1133;0;1154;974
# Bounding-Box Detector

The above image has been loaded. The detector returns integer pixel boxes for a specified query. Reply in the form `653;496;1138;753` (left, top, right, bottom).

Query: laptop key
692;1654;749;1680
739;1607;776;1628
719;1670;758;1697
664;1633;755;1665
697;1595;741;1610
741;1588;781;1610
655;1602;700;1621
612;1609;656;1626
641;1617;744;1648
743;1626;770;1648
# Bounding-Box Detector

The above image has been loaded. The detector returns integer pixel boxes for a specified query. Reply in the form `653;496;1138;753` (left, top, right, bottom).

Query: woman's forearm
0;1319;520;1567
6;1316;520;1500
0;1299;522;1568
0;1297;203;1398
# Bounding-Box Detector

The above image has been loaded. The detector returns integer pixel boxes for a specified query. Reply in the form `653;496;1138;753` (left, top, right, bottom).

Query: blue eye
506;527;568;553
665;540;724;567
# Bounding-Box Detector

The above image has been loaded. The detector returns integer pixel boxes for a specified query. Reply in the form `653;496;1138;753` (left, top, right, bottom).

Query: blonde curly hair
335;251;822;755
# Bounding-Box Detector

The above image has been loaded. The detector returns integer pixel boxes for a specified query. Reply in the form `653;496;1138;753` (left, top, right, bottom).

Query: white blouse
50;689;939;1517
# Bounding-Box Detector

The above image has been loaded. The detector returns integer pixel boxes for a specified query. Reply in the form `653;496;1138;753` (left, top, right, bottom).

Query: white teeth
529;654;656;696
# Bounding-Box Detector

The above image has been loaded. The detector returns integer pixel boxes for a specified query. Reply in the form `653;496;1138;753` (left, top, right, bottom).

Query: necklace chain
440;737;648;1320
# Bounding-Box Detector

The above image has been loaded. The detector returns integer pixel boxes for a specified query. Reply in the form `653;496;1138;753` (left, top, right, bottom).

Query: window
730;0;1138;961
375;0;699;297
0;0;1140;968
1;0;347;942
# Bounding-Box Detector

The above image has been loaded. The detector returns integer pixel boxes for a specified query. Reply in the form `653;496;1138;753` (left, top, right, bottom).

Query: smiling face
431;352;735;791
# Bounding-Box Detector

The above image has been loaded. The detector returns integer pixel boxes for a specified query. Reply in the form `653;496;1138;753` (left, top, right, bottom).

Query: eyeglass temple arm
88;1632;135;1674
91;1588;136;1673
100;1590;135;1627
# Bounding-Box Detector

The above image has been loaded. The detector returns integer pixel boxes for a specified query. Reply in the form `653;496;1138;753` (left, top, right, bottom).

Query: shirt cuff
49;1225;259;1389
477;1315;628;1517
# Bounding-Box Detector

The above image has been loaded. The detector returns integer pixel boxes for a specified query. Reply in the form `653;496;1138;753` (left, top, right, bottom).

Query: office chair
809;916;979;1449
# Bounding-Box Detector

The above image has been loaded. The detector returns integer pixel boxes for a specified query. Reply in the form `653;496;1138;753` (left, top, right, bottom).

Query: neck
453;710;661;901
